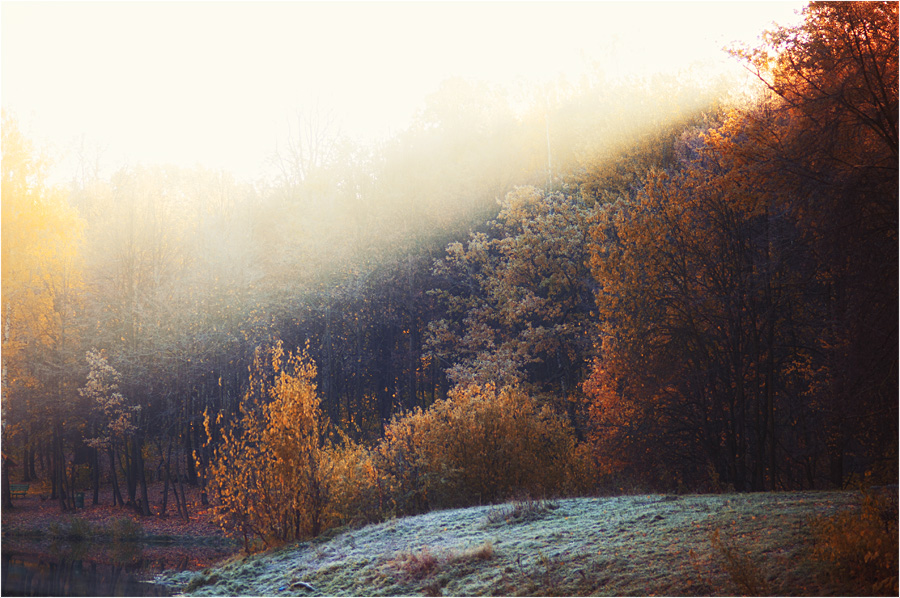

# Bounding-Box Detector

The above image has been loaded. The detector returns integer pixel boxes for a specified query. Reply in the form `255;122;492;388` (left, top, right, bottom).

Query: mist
4;8;898;593
1;1;811;454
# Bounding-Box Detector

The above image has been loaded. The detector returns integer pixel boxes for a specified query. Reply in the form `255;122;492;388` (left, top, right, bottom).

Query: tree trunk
125;440;138;505
109;446;125;507
38;442;48;479
159;438;172;517
27;440;37;481
175;455;190;520
21;433;31;483
91;447;100;505
185;422;198;485
2;454;13;511
135;436;151;516
54;424;69;512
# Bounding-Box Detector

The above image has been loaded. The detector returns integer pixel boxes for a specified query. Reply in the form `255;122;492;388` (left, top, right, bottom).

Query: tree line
2;2;896;522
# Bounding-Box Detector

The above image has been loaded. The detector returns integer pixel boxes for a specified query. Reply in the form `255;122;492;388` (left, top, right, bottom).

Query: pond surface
1;537;235;597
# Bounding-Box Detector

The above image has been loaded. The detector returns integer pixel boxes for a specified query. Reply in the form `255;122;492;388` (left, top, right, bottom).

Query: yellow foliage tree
2;111;85;510
201;342;336;551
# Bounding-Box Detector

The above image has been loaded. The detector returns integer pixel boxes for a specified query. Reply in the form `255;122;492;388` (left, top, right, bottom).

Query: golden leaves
200;342;336;550
375;383;593;511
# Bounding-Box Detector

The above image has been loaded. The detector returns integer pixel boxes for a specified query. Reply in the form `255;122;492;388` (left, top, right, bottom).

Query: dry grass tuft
459;540;494;561
485;496;558;526
390;541;495;585
393;547;440;579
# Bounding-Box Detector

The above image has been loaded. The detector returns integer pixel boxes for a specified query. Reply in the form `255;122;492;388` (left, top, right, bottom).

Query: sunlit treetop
733;1;898;159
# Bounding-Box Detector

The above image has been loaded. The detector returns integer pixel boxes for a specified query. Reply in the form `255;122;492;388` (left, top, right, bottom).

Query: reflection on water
1;549;169;597
1;538;235;597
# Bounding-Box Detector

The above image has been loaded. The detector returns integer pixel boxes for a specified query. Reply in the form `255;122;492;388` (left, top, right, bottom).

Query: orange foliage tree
734;0;898;485
587;123;818;491
585;1;897;491
201;342;337;551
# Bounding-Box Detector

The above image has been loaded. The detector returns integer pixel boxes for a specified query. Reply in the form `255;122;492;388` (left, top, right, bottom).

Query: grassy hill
156;490;895;596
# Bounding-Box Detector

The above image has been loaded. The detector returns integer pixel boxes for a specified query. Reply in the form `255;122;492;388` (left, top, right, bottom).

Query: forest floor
154;490;886;597
2;481;236;571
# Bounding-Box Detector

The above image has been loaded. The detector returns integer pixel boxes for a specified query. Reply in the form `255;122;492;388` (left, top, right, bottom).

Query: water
2;550;168;597
1;538;235;597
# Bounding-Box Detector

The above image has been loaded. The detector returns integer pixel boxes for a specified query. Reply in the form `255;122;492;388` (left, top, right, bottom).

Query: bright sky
2;1;807;184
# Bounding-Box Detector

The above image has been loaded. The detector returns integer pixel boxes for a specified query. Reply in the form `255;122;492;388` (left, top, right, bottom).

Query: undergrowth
183;571;222;593
106;517;144;541
710;528;770;595
45;516;144;543
47;517;95;541
516;551;568;596
809;489;898;596
394;547;440;580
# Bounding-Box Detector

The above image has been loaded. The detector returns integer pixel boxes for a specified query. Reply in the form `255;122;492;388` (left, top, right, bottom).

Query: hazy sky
2;1;807;184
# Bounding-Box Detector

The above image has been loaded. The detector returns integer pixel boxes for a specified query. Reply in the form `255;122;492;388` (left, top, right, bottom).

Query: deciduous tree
202;342;336;551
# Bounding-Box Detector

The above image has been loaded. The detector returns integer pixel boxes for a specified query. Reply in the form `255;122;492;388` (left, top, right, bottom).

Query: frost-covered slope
158;491;860;596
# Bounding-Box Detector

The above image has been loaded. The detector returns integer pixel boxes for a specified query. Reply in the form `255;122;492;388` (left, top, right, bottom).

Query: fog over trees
2;2;896;548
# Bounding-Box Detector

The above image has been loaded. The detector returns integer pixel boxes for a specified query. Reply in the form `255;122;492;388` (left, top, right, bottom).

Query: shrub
375;384;593;514
108;517;143;542
203;370;596;547
184;571;220;593
48;517;95;541
374;400;456;514
327;437;384;527
810;490;898;595
392;542;494;582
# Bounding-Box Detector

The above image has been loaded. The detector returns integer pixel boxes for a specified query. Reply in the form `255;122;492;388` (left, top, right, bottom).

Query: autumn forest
1;2;897;551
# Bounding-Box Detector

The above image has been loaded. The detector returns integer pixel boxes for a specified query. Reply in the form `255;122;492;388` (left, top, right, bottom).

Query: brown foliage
584;2;898;492
810;489;899;596
375;384;593;513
